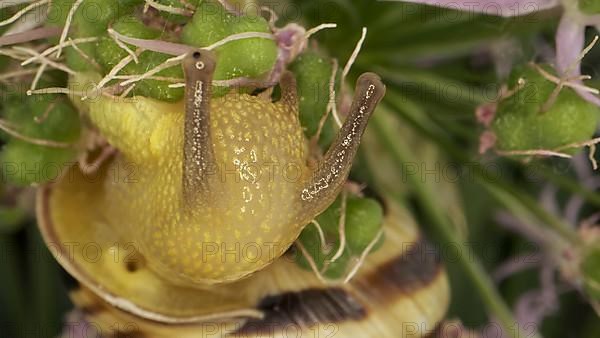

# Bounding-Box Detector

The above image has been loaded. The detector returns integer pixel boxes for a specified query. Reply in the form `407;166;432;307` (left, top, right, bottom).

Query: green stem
477;174;580;244
480;180;572;254
28;224;62;338
367;65;489;105
398;92;600;208
0;235;27;338
372;115;536;338
535;164;600;208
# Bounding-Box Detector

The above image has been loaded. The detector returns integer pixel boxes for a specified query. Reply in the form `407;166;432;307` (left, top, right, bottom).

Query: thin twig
0;26;61;46
342;27;367;82
0;119;73;148
30;62;47;92
305;23;337;40
343;229;384;283
120;53;186;87
56;0;85;58
329;191;348;264
496;149;572;158
27;87;88;96
212;77;273;87
34;100;58;124
83;52;138;100
178;0;197;10
117;30;275;88
144;0;193;16
565;35;598;77
79;146;117;175
21;37;98;66
0;0;50;27
0;48;28;60
589;144;598;170
328;58;342;128
295;241;329;284
168;76;276;88
107;28;193;56
217;0;242;15
204;32;274;50
3;3;47;35
0;0;39;10
108;28;139;64
0;69;38;81
69;38;101;69
13;46;76;75
315;59;341;138
113;75;182;82
120;83;136;98
496;131;600;159
310;220;330;253
556;137;600;152
261;6;278;28
531;37;600;112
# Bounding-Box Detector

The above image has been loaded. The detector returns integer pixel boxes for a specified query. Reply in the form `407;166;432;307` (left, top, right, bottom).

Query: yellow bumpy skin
85;50;385;286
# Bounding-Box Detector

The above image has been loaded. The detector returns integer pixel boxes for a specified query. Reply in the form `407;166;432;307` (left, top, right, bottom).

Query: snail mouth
37;161;448;335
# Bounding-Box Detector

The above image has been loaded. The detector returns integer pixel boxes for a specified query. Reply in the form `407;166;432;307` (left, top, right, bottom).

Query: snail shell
37;163;449;337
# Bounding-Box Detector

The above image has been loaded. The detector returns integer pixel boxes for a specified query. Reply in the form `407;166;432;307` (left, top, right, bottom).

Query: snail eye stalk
181;49;217;206
298;73;386;221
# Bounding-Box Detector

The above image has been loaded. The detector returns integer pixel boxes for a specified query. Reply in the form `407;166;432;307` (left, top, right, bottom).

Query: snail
36;49;449;337
80;49;385;286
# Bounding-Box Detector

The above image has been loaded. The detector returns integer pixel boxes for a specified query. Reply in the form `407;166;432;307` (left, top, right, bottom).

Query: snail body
85;50;385;286
36;50;449;338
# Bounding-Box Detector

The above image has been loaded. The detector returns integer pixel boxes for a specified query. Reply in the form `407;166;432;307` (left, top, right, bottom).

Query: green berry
345;197;384;253
46;0;77;28
2;96;81;143
128;52;185;101
289;51;338;149
0;54;7;73
0;95;81;186
320;250;351;279
579;0;600;14
294;194;385;277
581;245;600;300
314;196;342;234
492;64;600;153
153;0;203;24
0;141;77;186
181;2;277;94
313;195;385;252
0;206;27;233
0;9;11;71
95;16;184;102
119;0;145;7
47;0;137;35
294;224;352;279
294;225;328;271
64;45;96;72
48;0;140;71
95;15;162;69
